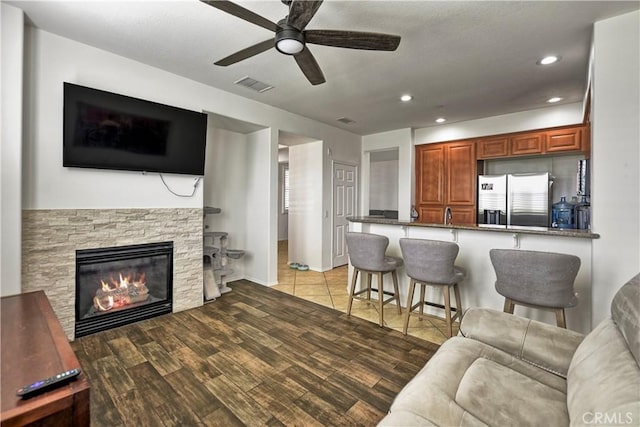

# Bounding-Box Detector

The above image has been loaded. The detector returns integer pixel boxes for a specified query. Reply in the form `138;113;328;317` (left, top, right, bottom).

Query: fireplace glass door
75;241;173;337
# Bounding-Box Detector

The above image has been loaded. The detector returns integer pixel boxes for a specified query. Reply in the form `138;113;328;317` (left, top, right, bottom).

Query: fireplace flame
93;271;149;312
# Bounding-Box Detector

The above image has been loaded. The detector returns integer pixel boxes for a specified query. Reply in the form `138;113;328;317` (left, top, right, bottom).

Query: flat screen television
63;82;207;175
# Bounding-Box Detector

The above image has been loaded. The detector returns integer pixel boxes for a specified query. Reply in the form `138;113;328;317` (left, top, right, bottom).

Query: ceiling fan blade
214;39;274;66
200;0;279;32
287;0;323;31
294;47;325;85
305;30;401;51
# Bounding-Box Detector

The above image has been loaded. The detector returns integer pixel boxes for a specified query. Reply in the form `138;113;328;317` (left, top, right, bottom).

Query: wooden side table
1;291;90;426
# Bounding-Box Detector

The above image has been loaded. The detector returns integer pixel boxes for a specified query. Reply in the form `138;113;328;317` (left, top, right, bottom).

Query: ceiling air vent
234;76;273;93
336;117;356;124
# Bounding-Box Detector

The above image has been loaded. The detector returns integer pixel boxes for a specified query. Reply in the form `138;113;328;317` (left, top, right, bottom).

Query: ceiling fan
201;0;401;85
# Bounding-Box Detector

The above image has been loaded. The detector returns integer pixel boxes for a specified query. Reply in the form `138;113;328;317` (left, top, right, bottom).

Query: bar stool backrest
490;249;580;308
346;232;390;272
399;238;460;285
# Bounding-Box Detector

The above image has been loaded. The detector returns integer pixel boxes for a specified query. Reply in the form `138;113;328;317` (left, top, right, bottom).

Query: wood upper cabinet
415;140;476;225
446;141;476;205
511;132;546;156
546;126;583;153
477;136;509;159
475;124;587;160
416;143;445;205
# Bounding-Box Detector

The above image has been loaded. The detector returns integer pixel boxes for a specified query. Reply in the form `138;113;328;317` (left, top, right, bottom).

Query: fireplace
75;241;173;338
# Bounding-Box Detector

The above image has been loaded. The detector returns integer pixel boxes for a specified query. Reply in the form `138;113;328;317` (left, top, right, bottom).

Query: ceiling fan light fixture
276;39;304;54
275;25;305;55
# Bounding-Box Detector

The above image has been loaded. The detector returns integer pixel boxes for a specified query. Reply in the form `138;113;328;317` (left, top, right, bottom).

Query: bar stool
345;232;402;327
399;238;466;338
489;249;580;328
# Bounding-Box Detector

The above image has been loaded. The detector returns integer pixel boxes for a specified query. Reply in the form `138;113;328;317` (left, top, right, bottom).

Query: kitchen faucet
444;206;452;225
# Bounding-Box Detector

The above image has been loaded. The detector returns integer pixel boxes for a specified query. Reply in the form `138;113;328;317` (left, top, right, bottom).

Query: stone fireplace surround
22;208;203;340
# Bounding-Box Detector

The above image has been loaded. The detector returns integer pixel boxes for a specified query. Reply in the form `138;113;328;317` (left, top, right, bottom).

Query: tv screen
63;82;207;175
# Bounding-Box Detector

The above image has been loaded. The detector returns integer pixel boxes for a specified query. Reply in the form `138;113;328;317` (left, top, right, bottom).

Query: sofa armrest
459;307;584;378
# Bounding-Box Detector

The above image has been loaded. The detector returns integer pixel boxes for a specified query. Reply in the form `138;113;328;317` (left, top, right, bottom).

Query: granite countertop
347;216;600;239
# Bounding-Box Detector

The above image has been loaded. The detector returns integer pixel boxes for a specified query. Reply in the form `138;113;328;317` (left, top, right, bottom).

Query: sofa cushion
567;319;640;426
611;274;640;365
386;336;568;426
460;307;584;378
456;358;568;426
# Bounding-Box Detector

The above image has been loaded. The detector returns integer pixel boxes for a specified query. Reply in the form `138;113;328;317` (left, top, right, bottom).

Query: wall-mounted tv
63;82;207;176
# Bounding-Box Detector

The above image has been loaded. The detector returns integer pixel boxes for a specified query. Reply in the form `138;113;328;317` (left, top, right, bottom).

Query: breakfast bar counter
346;216;597;334
348;216;600;239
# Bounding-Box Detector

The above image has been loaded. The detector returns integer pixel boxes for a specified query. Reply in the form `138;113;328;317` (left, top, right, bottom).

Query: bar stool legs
347;267;402;328
502;296;568;328
556;309;567;328
503;298;515;314
403;280;463;338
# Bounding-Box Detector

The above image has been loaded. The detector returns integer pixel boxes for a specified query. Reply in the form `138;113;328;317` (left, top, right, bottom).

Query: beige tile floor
272;241;458;345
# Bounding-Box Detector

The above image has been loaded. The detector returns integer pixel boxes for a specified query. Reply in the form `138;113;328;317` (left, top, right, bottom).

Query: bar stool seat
489;249;580;328
346;232;402;327
399;238;466;338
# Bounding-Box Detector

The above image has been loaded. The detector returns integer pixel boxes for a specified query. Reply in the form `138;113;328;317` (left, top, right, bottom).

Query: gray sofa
379;274;640;426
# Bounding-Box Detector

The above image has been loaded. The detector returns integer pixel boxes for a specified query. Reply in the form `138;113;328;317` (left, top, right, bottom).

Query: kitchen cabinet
476;124;588;160
510;131;546;156
447;141;476;205
477;136;509;159
416;140;476;225
416;144;445;206
546;126;583;153
417;206;443;224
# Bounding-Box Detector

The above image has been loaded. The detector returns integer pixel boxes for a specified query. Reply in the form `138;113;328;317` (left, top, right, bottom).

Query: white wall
414;102;584;144
289;141;324;271
1;3;24;296
203;126;248;281
361;128;413;220
13;27;360;287
591;10;640;324
245;128;277;285
369;160;399;210
22;27;204;210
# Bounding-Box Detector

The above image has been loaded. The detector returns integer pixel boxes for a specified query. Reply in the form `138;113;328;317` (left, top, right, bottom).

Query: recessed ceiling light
538;55;560;65
547;97;563;103
400;94;413;102
435;117;446;123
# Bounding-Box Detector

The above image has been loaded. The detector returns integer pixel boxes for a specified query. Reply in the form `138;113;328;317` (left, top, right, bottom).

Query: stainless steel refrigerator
478;173;552;228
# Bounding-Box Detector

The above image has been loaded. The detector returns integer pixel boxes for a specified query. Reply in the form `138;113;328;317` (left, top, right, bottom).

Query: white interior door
333;163;357;267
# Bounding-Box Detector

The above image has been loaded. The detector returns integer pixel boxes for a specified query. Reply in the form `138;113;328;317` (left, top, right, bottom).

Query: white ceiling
9;0;640;136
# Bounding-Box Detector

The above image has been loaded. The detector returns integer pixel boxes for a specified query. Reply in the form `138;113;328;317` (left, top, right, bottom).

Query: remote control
16;368;81;398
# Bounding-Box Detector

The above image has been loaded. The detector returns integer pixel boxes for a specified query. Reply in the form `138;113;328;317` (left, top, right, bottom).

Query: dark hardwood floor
70;280;438;426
